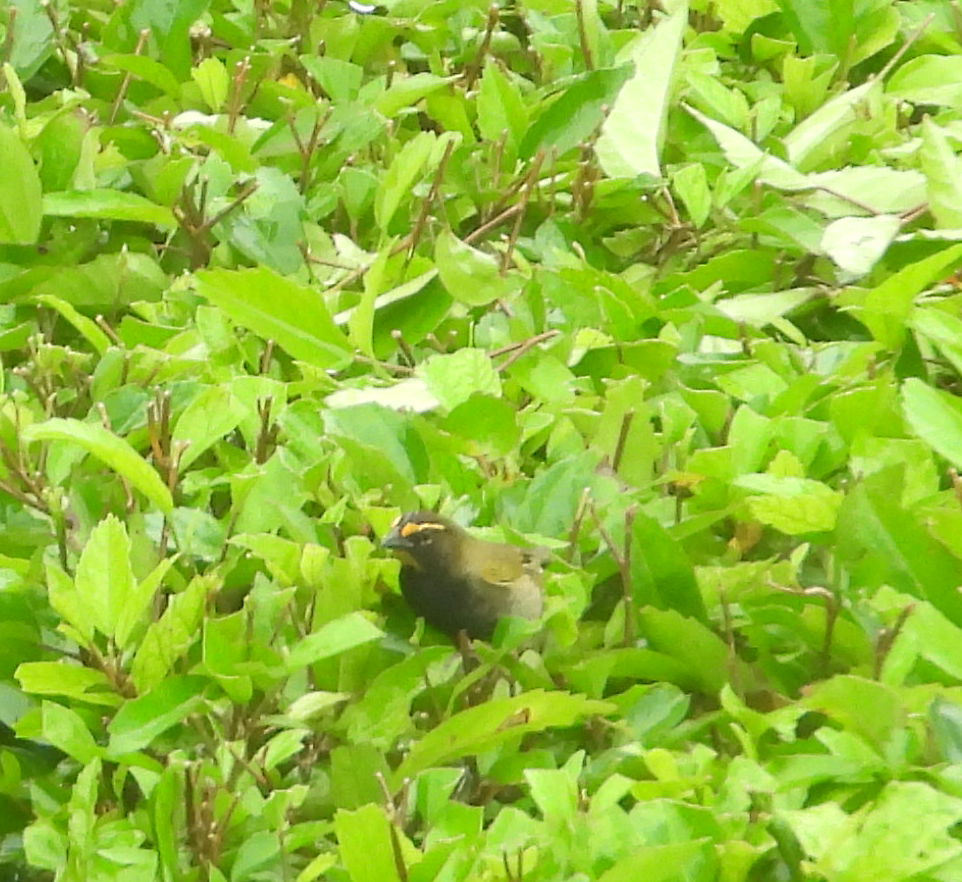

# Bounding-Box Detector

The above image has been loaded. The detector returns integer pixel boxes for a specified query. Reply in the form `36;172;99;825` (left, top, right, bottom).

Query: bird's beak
381;525;413;551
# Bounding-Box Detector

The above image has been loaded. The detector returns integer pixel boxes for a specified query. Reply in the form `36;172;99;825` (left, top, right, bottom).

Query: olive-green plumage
382;511;544;640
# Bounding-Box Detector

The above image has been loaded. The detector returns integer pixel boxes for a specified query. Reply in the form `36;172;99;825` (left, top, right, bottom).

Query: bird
381;511;545;640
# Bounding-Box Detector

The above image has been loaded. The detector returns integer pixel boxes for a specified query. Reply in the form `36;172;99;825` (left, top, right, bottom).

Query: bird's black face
381;512;459;571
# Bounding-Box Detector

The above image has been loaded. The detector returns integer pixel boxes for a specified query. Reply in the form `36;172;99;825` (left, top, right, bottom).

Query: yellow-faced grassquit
382;511;545;640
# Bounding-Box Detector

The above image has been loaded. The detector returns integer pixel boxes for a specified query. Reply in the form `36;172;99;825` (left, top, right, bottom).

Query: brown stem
2;7;17;68
408;137;456;257
255;396;274;464
464;203;522;245
591;502;637;645
463;5;500;92
501;150;545;273
621;505;637;646
494;330;560;372
109;29;150;124
575;0;595;70
719;587;742;697
42;0;78;85
95;315;122;346
352;354;415;375
611;411;633;475
227;56;251;134
874;604;913;679
391;330;417;367
566;486;592;563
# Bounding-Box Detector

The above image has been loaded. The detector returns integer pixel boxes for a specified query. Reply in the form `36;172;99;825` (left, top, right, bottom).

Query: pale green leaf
23;418;173;513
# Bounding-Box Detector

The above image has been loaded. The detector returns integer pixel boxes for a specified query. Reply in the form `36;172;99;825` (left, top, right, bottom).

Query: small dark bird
382;511;545;640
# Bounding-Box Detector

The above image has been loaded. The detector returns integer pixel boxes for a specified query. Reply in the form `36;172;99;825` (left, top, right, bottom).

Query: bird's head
381;511;464;572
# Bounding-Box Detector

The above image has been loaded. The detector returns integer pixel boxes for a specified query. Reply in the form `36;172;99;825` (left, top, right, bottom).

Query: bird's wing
475;545;526;587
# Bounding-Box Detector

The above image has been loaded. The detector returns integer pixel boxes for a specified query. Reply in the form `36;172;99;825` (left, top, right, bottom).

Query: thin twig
392;330;417;367
611;411;633;474
575;0;595;70
874;604;914;679
566;487;592;563
408;137;456;257
464;203;522;245
875;13;935;82
109;29;150;123
463;5;500;92
352;355;415;375
501;150;545;273
494;330;560;372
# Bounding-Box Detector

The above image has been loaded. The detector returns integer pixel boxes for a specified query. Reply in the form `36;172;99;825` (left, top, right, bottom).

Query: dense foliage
3;0;962;879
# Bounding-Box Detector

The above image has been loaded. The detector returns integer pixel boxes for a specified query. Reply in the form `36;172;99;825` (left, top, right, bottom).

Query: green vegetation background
3;0;962;879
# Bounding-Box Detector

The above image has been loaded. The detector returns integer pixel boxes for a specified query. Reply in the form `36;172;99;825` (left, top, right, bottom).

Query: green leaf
513;451;605;536
686;71;750;131
521;66;632;161
638;608;731;694
335;804;402;882
34;294;110;355
782;781;962;880
3;9;53;82
393;690;614;786
16;661;119;707
837;467;962;628
417;349;502;411
172;385;249;470
374;72;456;117
74;514;135;642
930;697;962;763
191;57;229;111
348;244;393;357
901;378;962;470
23;418;173;513
103;53;182;96
107;675;208;756
821;215;901;276
35;109;88;192
45;559;95;645
920;118;962;229
434;229;521;306
0;124;42;244
285;612;383;670
783;81;876;167
804;674;902;749
686;104;805;190
374;131;435;233
477;63;528;151
42;190;176;227
597;840;717;882
443;394;519;455
737;475;843;534
911;307;962;378
595;5;686;177
672;163;711;228
42;701;101;764
888;55;962;107
300;56;363;104
525;754;582;825
630;515;707;622
115;557;172;651
842;243;962;349
130;574;214;693
195;266;352;368
322;403;424;491
231;830;282;882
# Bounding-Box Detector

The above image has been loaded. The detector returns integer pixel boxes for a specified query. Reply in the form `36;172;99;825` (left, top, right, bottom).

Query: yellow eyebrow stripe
399;521;447;538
